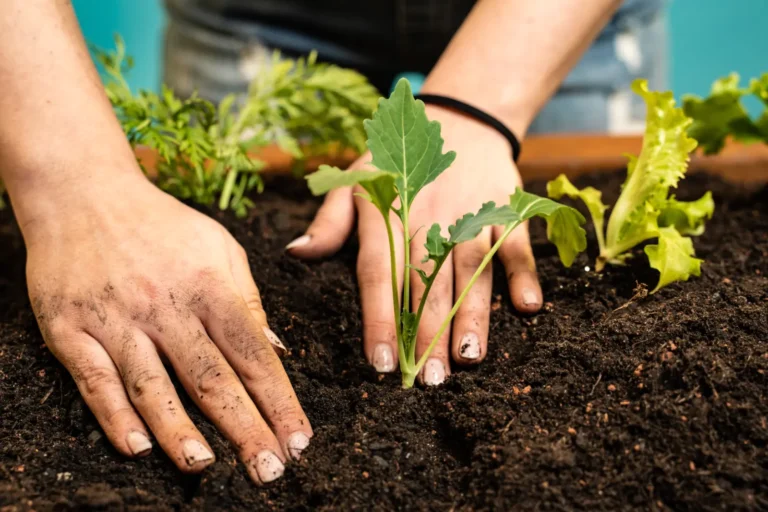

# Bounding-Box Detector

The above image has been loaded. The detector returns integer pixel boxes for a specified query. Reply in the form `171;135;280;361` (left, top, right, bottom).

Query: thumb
287;186;355;259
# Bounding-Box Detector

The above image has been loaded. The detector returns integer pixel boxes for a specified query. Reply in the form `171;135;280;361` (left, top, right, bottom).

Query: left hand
288;106;542;385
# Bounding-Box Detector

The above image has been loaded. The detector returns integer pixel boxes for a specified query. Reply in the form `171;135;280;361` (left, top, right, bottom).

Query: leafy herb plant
94;35;379;216
307;79;587;388
548;79;714;293
683;72;768;154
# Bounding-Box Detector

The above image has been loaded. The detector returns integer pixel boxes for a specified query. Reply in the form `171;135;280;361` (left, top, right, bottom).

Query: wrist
419;80;535;140
423;104;515;158
5;156;148;239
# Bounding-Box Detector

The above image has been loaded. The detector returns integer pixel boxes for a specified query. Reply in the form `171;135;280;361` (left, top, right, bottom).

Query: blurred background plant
93;35;378;217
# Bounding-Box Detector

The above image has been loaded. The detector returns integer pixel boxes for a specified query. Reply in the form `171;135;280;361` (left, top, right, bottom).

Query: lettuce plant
683;72;768;154
548;79;714;293
308;79;587;388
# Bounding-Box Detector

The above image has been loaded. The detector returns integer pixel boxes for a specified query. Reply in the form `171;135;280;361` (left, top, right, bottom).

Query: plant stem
594;219;607;257
402;204;411;322
219;167;238;210
413;221;521;373
597;230;657;271
409;254;449;362
384;215;407;369
401;371;417;389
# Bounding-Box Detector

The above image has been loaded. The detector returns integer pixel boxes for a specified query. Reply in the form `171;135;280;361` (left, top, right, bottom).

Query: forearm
422;0;622;137
0;0;140;225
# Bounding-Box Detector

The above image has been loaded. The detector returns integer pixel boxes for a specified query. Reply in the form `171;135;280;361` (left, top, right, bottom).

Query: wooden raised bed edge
134;134;768;185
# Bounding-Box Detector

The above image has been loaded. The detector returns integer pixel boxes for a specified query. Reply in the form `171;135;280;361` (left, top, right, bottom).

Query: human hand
288;106;541;385
19;170;311;484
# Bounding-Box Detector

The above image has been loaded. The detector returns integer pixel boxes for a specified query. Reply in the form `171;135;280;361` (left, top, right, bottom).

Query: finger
494;221;542;314
228;242;287;355
199;293;313;465
287;186;355;259
451;228;493;365
357;198;404;374
410;227;453;386
156;315;291;485
109;328;215;474
47;329;151;458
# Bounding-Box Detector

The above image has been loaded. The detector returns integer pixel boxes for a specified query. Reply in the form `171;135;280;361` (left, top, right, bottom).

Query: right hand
17;169;311;485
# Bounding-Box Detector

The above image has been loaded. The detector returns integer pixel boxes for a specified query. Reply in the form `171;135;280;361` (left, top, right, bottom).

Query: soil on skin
1;170;767;511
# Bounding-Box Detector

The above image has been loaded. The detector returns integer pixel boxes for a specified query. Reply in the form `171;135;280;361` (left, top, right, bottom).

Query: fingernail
372;343;395;373
253;450;285;483
286;234;311;250
522;289;540;306
263;327;287;354
459;332;481;360
182;439;214;466
423;358;446;386
287;432;310;460
126;431;152;456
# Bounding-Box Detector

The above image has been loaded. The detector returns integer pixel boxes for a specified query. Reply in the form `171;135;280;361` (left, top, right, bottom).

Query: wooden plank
517;134;768;183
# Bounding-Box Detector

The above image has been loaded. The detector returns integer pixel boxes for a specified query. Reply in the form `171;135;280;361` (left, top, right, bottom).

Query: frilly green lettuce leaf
606;79;698;257
644;227;703;293
658;192;715;236
683;74;755;154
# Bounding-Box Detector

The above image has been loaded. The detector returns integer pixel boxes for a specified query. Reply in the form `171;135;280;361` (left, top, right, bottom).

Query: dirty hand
20;170;311;484
288;106;541;384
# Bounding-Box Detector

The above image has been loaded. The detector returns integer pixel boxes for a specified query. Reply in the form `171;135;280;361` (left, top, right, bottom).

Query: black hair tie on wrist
414;94;521;163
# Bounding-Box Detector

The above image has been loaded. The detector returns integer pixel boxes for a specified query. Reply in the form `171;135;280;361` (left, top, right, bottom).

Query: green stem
409;254;449;362
219;167;238;210
594;219;607;257
414;221;521;373
384;216;407;369
597;230;658;270
402;204;411;321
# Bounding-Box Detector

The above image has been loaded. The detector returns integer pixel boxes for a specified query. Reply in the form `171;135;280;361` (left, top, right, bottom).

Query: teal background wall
74;0;766;103
73;0;165;92
667;0;766;112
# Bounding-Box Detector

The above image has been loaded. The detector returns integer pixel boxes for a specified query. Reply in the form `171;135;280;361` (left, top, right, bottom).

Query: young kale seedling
307;79;587;388
547;79;715;293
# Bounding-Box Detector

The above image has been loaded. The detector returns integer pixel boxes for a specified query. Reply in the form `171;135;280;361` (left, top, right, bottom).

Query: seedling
308;79;587;388
548;79;715;293
93;35;378;216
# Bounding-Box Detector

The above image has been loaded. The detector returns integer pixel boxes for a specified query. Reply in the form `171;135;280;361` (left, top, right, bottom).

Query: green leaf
411;266;430;286
606;79;698;256
546;174;609;251
750;73;768;107
683;73;757;154
421;202;522;265
447;201;520;244
658;192;715;236
644;227;703;293
507;188;587;267
364;78;456;213
422;223;450;263
307;165;397;214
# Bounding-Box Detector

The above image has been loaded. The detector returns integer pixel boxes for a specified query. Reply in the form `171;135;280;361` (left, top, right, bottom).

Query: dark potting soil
1;170;767;511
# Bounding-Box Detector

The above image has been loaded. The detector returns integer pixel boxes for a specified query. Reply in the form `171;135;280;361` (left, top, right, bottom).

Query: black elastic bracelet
415;94;521;162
